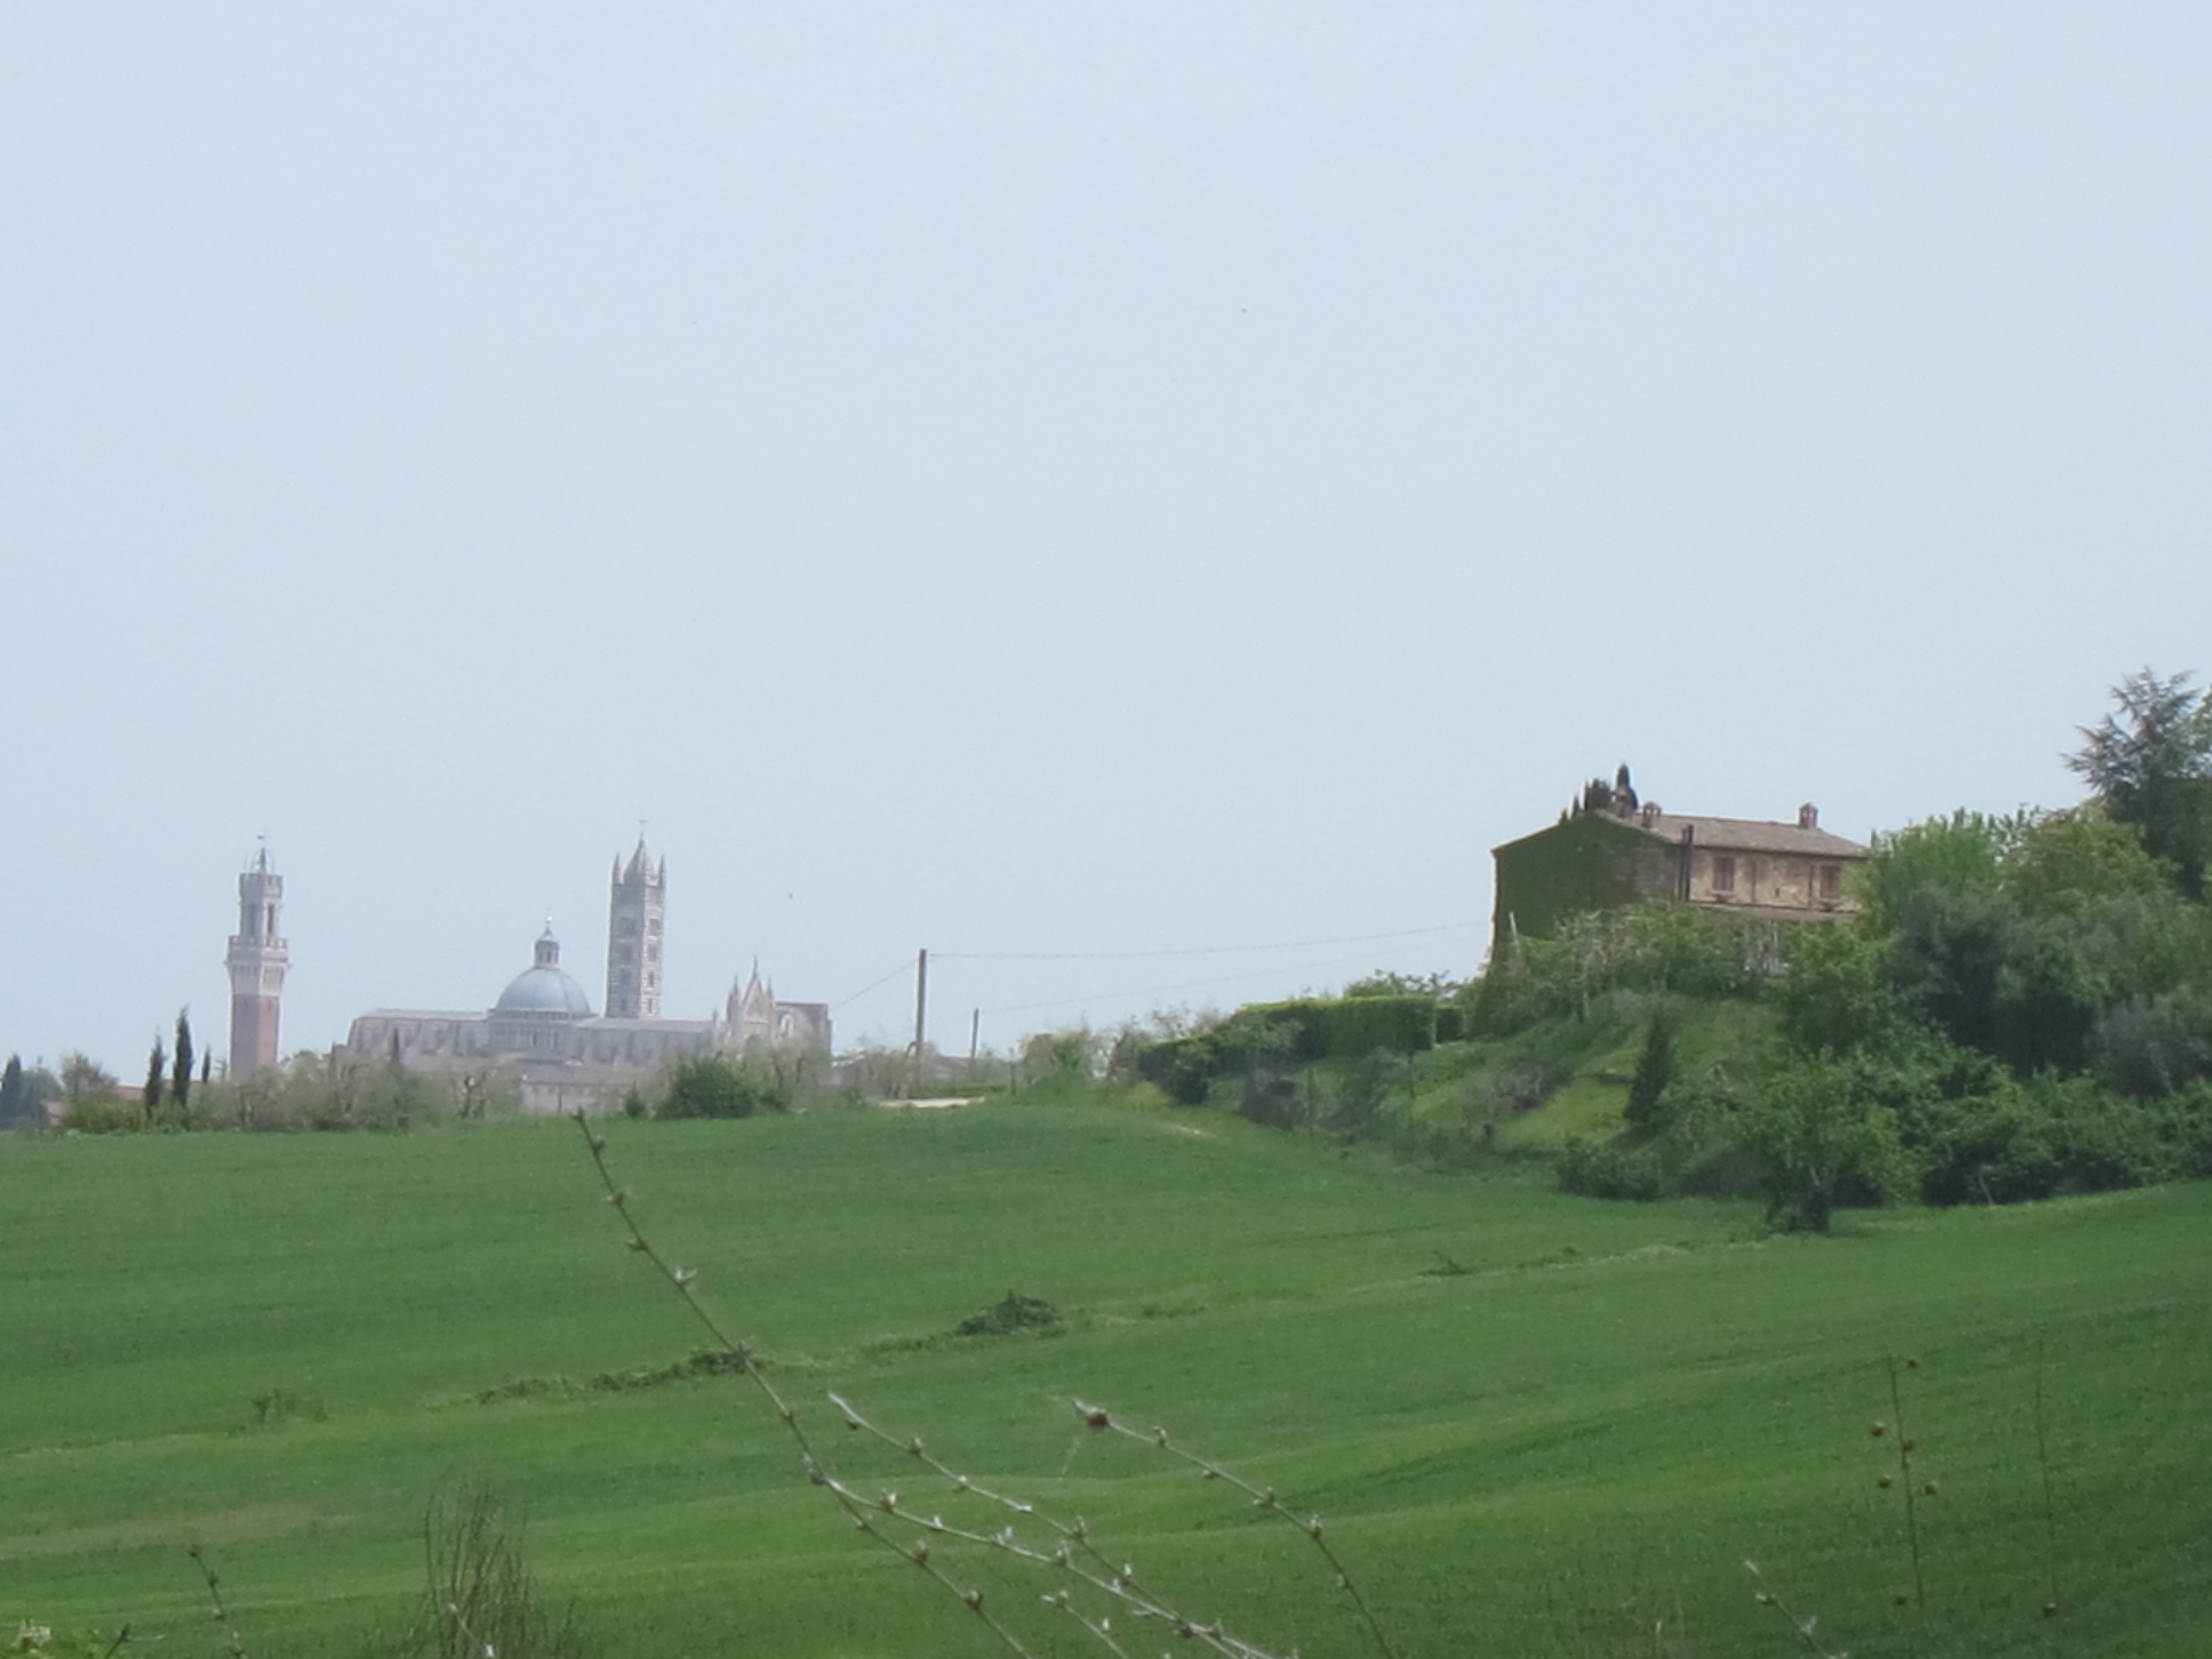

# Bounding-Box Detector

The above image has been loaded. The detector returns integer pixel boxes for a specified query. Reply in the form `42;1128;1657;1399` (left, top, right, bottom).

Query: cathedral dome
494;927;594;1017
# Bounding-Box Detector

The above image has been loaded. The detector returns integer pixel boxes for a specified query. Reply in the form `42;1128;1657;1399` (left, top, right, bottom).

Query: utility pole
968;1007;980;1062
911;948;928;1058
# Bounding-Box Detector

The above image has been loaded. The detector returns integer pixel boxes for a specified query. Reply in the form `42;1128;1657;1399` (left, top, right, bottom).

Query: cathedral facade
342;839;830;1113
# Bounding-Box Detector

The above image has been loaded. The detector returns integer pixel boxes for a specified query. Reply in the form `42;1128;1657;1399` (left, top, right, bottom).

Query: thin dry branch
186;1546;251;1659
574;1113;1395;1659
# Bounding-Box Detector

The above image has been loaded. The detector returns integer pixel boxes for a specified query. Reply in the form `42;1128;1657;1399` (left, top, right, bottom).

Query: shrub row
1131;996;1439;1105
1564;1030;2212;1225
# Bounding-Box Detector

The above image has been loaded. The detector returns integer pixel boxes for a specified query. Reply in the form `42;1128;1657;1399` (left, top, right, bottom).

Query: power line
934;920;1484;964
830;959;918;1011
827;922;1486;1033
975;945;1461;1019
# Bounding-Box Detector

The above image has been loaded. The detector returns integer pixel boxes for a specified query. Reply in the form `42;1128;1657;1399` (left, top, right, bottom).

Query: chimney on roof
1798;803;1819;830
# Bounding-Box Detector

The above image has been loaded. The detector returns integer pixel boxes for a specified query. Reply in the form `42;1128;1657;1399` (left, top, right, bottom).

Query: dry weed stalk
442;1600;495;1659
186;1546;250;1659
1873;1355;1932;1640
2032;1334;2064;1631
1741;1561;1846;1659
1065;1399;1399;1659
405;1478;585;1659
574;1111;1396;1659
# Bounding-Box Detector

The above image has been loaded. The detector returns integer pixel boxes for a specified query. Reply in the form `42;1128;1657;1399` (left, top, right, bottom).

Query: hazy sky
4;6;2208;1073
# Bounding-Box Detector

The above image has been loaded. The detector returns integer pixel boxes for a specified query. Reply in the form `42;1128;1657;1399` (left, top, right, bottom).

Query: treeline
1122;991;1445;1107
40;1045;503;1133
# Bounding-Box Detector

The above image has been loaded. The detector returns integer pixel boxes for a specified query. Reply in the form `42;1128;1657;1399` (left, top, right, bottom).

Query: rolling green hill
3;1102;2206;1657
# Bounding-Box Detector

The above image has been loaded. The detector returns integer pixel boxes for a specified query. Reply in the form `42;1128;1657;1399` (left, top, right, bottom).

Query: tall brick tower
225;848;289;1076
605;838;666;1019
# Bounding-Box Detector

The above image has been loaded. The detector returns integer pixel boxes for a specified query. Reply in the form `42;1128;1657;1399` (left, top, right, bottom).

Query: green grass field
3;1099;2207;1658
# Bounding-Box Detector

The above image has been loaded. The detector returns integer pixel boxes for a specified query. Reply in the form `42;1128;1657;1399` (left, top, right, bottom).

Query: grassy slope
1390;1000;1776;1151
1;1103;2207;1658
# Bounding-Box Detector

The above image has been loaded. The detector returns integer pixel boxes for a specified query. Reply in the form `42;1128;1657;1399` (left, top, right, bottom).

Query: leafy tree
2002;810;2168;919
1735;1059;1918;1233
1858;812;2006;928
1776;920;1900;1056
1019;1028;1096;1082
1855;813;2108;1073
2094;990;2212;1099
19;1064;60;1121
1860;804;2212;1078
1992;914;2110;1073
58;1052;118;1105
2066;669;2212;897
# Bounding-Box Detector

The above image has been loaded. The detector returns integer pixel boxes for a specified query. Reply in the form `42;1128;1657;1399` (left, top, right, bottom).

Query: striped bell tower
605;837;666;1019
225;848;289;1076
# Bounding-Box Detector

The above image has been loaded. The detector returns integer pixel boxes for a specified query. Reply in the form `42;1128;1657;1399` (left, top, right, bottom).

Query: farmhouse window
1712;855;1737;894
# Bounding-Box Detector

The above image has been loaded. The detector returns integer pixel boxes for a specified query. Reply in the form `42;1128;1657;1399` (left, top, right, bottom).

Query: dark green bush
1219;997;1437;1065
1559;1137;1667;1201
1910;1096;2065;1206
956;1292;1063;1338
1239;1076;1307;1130
2095;991;2212;1098
1132;996;1438;1105
1133;1035;1220;1105
655;1054;790;1119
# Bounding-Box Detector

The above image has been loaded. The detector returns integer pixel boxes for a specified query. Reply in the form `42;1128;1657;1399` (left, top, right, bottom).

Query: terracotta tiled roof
1628;811;1868;859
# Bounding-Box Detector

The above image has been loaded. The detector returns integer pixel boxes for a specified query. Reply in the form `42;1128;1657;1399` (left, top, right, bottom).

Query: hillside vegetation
3;1105;2207;1658
1131;674;2212;1232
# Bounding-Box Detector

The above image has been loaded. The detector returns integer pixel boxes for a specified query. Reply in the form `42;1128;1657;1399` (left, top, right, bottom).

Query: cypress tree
1626;1015;1675;1133
143;1040;166;1123
172;1011;195;1124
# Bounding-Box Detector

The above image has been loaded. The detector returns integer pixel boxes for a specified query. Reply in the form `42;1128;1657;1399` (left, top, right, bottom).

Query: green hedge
1133;1035;1222;1105
1132;996;1439;1102
1224;996;1437;1062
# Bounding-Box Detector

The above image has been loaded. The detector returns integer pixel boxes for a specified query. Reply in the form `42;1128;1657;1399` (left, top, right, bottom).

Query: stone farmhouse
1490;768;1869;951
